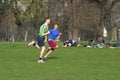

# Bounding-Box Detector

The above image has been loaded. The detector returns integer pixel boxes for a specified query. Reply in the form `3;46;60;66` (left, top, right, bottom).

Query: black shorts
36;36;45;47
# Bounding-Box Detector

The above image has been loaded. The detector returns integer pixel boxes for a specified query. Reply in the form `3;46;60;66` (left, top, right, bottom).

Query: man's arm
56;32;62;40
44;30;50;36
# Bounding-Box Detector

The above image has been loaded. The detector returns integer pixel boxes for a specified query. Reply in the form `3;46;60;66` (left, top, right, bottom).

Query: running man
43;24;61;60
28;18;50;63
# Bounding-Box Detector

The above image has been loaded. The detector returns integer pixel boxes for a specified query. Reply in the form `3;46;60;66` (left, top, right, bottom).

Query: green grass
0;42;120;80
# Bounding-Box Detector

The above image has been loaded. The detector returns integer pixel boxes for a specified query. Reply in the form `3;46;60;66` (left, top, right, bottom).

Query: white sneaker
38;60;44;63
28;40;35;46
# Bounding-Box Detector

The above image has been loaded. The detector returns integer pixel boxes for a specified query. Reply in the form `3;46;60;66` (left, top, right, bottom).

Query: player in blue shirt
43;24;61;60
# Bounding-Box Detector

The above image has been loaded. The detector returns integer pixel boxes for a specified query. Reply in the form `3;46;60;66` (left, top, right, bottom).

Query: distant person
28;18;50;63
43;24;61;60
103;27;107;38
102;27;107;44
78;37;80;42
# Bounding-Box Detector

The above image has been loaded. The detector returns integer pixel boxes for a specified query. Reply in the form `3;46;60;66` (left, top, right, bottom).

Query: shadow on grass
31;56;58;62
47;56;58;60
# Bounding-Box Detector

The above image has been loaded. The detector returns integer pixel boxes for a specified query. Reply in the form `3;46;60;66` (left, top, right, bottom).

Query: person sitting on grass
63;39;77;47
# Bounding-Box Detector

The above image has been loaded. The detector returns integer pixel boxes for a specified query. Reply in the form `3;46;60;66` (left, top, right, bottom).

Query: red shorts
48;40;57;49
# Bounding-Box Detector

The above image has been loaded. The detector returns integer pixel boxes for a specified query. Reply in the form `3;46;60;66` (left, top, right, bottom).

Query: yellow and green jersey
39;24;48;37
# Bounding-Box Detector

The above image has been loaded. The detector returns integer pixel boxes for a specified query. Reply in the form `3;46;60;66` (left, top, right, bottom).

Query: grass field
0;42;120;80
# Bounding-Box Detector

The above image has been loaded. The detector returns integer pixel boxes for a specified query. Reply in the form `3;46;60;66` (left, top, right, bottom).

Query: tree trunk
111;27;117;41
71;0;78;41
24;30;28;41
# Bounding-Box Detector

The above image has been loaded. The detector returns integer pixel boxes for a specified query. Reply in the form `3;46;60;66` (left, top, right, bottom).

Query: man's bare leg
28;40;41;50
35;44;41;50
38;46;46;63
44;45;58;60
44;50;53;58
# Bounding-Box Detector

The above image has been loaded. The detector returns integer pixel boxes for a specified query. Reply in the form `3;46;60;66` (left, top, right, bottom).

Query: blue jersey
49;29;60;40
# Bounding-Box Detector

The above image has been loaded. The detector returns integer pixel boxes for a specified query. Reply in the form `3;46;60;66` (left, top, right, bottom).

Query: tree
0;0;120;41
0;0;45;41
90;0;120;41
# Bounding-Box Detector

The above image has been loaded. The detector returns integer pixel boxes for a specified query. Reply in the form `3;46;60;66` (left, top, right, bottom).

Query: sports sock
33;43;36;46
39;58;42;60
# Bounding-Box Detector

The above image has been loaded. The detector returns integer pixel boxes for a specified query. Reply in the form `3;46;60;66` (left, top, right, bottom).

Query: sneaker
28;40;35;46
43;57;48;61
38;60;44;63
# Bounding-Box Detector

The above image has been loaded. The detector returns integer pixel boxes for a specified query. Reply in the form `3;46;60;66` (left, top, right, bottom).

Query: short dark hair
44;17;50;22
45;16;50;20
